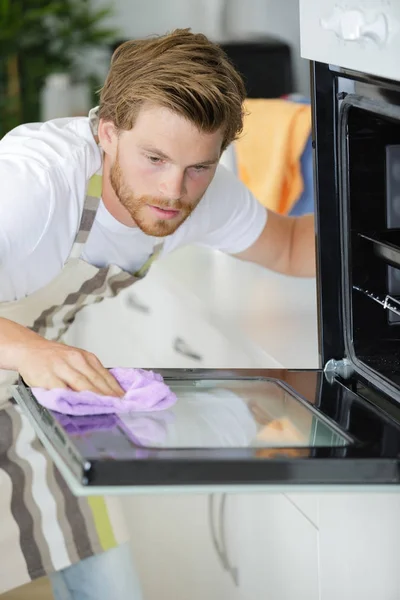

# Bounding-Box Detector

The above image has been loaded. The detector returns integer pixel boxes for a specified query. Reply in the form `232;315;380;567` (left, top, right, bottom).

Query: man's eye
193;165;209;172
148;155;162;164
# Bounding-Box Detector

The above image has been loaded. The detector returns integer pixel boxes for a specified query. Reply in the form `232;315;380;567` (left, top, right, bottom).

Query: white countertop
149;245;320;369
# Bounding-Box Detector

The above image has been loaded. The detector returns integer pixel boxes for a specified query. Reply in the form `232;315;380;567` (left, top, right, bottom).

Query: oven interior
346;101;400;390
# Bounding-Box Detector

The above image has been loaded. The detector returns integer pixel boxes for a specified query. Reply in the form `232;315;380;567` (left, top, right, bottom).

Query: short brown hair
99;28;246;150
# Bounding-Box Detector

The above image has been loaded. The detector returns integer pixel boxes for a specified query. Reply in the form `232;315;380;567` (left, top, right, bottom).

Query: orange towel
235;99;312;215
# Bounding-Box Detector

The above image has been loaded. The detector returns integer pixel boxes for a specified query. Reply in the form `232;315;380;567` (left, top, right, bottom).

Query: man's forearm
289;214;316;278
0;317;125;395
0;317;42;371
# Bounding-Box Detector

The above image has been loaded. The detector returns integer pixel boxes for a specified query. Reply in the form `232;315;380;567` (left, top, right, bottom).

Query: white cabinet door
129;279;276;368
224;493;320;600
112;273;281;369
123;494;240;600
123;493;319;600
319;493;400;600
64;270;280;369
300;0;400;82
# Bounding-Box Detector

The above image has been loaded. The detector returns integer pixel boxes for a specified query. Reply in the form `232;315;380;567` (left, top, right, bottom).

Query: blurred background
0;0;309;137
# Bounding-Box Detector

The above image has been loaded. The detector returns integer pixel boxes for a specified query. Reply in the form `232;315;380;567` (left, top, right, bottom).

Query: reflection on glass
114;379;349;449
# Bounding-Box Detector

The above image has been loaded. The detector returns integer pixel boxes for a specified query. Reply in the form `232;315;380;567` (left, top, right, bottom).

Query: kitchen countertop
148;245;320;369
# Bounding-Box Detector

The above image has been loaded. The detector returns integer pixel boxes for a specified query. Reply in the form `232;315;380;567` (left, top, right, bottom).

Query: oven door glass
116;377;348;450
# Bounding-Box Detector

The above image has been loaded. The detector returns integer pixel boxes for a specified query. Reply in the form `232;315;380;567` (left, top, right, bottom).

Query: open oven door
12;367;400;495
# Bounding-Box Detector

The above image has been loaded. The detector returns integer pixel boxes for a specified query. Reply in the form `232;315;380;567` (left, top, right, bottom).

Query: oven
302;2;400;408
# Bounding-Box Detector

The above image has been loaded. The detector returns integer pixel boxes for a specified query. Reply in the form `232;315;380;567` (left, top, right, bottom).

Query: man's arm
0;159;123;396
195;167;315;277
234;210;316;278
0;317;124;396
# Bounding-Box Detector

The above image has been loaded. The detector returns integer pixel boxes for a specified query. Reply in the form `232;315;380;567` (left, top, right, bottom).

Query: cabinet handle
219;494;239;587
208;494;239;588
173;337;202;361
208;495;227;570
125;293;151;314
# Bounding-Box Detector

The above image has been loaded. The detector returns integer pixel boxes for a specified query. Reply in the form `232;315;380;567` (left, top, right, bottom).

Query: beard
109;154;200;237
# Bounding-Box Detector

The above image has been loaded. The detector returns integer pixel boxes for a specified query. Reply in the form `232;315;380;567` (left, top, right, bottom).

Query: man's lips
148;205;181;219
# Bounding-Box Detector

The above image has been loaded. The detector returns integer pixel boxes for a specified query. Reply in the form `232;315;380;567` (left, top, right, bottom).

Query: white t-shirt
0;116;267;302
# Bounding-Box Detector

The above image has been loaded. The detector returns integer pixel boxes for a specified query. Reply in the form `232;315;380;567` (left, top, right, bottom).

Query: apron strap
68;176;102;259
69;107;103;260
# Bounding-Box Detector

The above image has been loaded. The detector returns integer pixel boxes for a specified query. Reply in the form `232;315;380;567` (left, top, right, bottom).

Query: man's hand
0;317;124;396
17;340;124;396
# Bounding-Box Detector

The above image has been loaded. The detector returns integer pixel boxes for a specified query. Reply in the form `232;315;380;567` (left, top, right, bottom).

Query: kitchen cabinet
126;491;400;600
124;492;319;600
221;493;319;600
318;494;400;600
300;0;400;83
123;494;240;600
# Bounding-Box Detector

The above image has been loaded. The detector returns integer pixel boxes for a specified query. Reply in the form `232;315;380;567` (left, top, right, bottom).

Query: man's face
106;105;224;236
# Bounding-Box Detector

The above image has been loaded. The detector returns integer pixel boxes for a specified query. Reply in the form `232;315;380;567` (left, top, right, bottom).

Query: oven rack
359;231;400;269
353;286;400;316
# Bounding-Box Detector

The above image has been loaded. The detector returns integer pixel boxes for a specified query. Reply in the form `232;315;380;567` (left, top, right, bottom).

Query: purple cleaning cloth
32;368;177;416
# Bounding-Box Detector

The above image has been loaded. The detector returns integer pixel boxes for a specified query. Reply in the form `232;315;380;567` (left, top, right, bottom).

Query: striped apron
0;164;161;593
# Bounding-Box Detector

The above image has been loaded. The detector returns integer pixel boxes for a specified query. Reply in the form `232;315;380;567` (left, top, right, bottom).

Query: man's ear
98;119;118;156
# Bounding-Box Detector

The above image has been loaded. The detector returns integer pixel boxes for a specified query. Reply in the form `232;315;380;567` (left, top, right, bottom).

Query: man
0;29;315;598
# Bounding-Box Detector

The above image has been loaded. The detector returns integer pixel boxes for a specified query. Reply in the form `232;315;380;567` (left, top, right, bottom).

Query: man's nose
159;169;186;200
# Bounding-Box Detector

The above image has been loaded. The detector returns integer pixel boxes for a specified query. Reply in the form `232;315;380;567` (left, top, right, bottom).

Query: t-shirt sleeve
167;164;267;255
0;157;55;267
